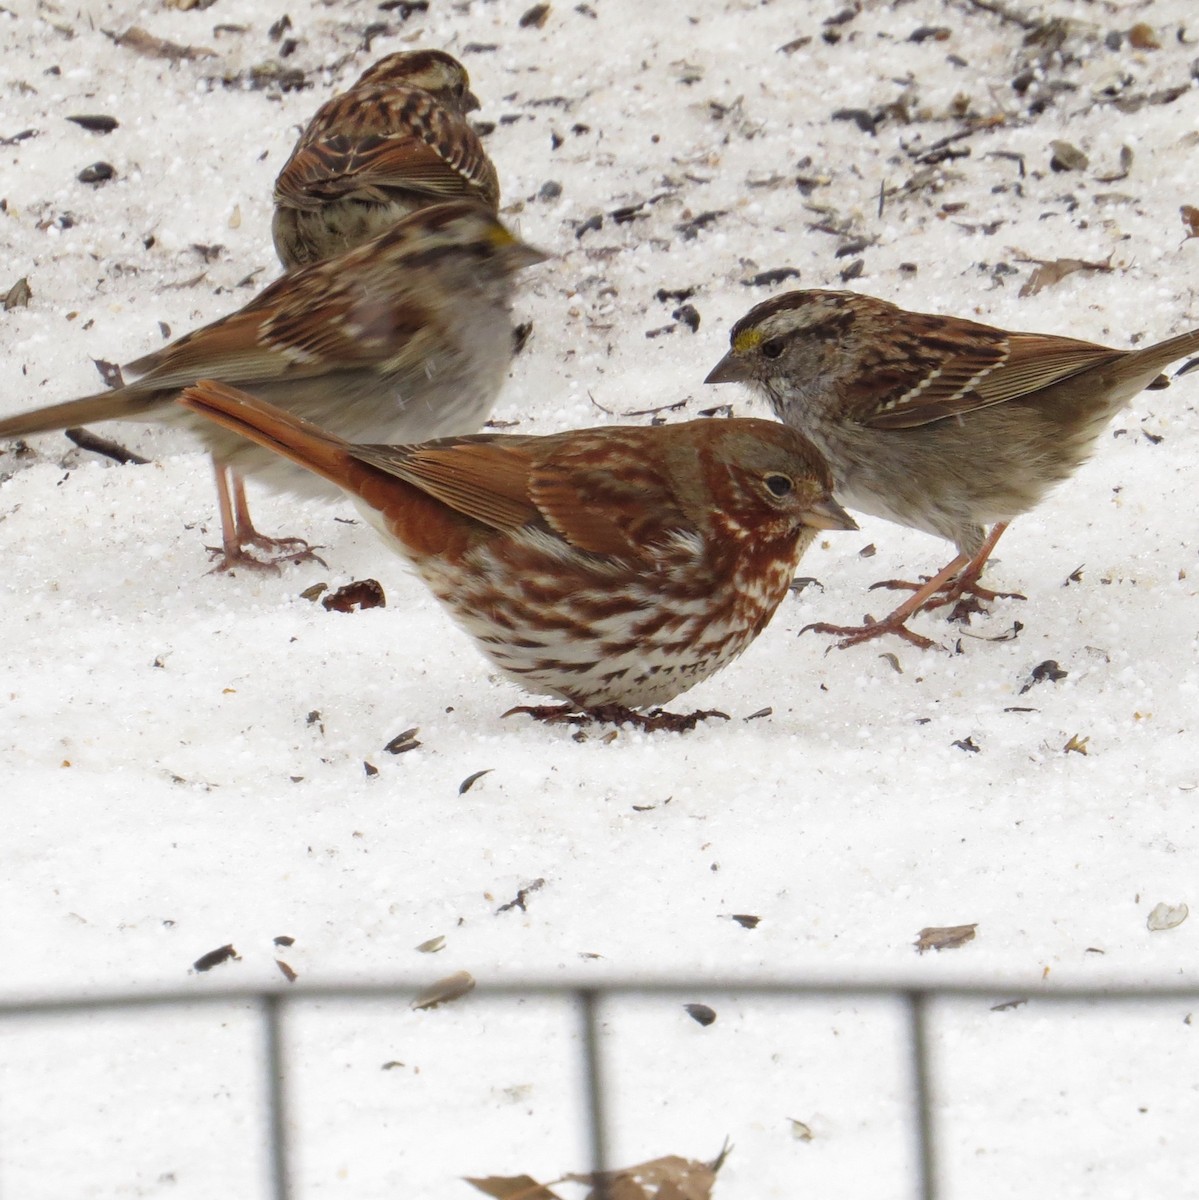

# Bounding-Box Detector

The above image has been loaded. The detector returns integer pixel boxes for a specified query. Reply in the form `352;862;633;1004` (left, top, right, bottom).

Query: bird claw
799;619;944;653
206;535;328;574
868;575;1024;614
501;703;731;733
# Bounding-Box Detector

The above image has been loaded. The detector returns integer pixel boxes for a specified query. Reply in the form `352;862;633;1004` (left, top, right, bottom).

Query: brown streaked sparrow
706;289;1199;649
0;201;545;570
272;49;500;270
178;379;856;729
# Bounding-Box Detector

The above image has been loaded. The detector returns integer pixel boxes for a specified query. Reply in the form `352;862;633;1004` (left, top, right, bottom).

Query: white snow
2;0;1199;1196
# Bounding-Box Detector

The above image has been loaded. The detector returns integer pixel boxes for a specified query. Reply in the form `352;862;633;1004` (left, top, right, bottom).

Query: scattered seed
383;728;421;755
77;161;115;184
192;944;238;972
915;924;976;953
411;969;475;1010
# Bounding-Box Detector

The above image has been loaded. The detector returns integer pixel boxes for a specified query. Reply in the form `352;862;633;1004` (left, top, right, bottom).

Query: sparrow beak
704;351;750;385
801;496;858;532
510;241;552;271
463;89;482;114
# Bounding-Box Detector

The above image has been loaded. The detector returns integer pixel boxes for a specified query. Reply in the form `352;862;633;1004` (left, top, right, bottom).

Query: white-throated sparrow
707;289;1199;648
272;49;500;270
0;201;545;569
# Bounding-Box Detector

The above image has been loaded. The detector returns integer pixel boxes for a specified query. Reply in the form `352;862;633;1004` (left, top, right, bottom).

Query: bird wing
276;133;498;209
125;271;436;387
860;329;1122;431
274;92;499;212
528;430;694;558
351;440;541;531
355;428;693;559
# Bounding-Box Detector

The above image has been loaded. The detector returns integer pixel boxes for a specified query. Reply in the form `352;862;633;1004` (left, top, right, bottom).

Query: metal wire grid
3;978;1197;1200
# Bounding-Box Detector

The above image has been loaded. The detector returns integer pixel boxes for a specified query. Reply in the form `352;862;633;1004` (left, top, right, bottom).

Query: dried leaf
1147;902;1188;932
788;1117;814;1141
322;578;386;612
3;276;32;310
411;969;475;1010
1020;659;1067;694
93;358;125;389
1181;205;1199;241
111;26;217;60
464;1175;563;1200
565;1153;722;1200
915;924;977;953
1018;254;1112;298
1049;140;1088;172
192;943;238;972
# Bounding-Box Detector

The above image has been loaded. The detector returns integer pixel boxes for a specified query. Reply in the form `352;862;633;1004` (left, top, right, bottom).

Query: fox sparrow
177;379;857;728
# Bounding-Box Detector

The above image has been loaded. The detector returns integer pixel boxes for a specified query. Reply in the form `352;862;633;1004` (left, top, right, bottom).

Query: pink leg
206;460;325;572
803;523;1022;650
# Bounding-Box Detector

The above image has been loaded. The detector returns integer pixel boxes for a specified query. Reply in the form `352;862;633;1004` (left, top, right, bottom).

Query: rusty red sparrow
177;380;856;728
272;49;500;269
707;289;1199;649
0;202;544;570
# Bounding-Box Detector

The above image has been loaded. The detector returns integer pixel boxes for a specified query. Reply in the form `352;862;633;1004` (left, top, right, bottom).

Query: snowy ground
2;0;1199;1196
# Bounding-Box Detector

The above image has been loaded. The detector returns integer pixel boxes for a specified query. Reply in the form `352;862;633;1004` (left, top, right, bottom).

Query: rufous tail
177;380;361;490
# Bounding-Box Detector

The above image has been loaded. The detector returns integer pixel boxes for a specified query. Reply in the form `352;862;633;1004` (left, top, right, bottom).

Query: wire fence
3;977;1198;1200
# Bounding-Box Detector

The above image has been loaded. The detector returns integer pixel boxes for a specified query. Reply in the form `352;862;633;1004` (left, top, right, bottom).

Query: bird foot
869;575;1025;613
502;703;731;733
800;618;944;652
206;534;328;574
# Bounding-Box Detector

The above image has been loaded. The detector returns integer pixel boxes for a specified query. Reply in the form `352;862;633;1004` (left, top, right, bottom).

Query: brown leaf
3;276;32;310
565;1154;722;1200
192;943;239;971
322;578;386;612
1018;254;1113;297
1181;205;1199;241
915;924;977;953
464;1176;563;1200
411;969;475;1011
112;26;217;60
1064;734;1089;755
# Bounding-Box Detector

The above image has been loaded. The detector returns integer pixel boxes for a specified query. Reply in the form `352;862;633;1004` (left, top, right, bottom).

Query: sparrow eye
760;337;785;360
764;473;793;497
